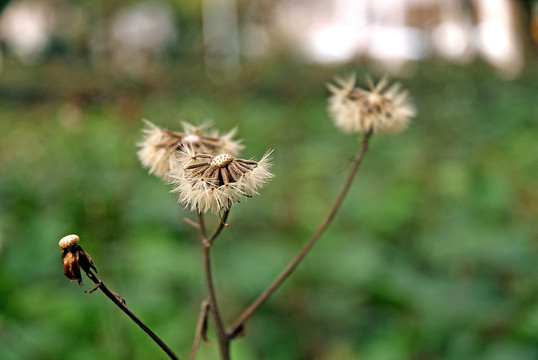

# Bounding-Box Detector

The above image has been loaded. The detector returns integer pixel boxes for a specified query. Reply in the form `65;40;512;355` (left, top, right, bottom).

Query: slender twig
84;270;180;360
184;218;200;229
197;213;231;360
227;131;373;338
189;300;210;360
208;209;230;245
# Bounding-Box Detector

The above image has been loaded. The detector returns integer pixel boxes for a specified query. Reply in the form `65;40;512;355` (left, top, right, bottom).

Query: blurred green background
1;1;538;360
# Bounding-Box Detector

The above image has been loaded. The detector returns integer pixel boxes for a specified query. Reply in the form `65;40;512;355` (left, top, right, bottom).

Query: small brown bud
59;234;97;286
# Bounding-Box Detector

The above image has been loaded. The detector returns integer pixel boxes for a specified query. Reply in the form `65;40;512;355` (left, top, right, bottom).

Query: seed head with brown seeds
327;74;416;135
137;120;244;180
170;147;274;213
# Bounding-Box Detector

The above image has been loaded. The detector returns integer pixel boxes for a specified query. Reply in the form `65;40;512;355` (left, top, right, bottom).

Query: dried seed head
137;120;178;179
179;121;245;156
59;234;97;286
59;234;80;248
170;150;274;213
327;74;415;135
137;120;245;180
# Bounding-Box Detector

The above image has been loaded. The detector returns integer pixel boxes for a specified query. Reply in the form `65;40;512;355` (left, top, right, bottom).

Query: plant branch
208;209;230;245
197;213;230;360
184;218;200;229
189;300;210;360
84;270;180;360
227;131;373;338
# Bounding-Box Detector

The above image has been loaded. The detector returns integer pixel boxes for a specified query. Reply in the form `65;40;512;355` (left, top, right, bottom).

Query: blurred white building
0;0;529;79
90;1;177;76
248;0;526;78
0;0;55;65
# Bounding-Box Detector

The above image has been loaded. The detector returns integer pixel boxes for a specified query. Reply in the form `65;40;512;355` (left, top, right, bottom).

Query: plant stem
84;270;180;360
208;209;230;245
189;300;210;360
227;131;372;338
198;213;230;360
184;218;200;229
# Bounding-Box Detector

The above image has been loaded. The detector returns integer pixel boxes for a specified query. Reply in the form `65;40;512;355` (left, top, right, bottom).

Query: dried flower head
137;120;244;179
59;234;97;286
327;74;415;135
170;147;273;213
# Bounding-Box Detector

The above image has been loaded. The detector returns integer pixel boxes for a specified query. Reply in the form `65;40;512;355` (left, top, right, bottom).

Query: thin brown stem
208;209;230;245
189;300;210;360
227;131;373;338
184;218;200;229
197;213;230;360
84;270;180;360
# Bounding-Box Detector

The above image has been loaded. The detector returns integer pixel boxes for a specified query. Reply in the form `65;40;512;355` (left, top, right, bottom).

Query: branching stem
227;131;373;338
208;209;230;245
197;213;230;360
189;300;210;360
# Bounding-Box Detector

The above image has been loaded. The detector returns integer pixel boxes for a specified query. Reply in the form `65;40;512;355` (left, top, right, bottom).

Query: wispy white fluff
137;120;245;181
327;74;415;135
169;150;274;213
137;120;175;179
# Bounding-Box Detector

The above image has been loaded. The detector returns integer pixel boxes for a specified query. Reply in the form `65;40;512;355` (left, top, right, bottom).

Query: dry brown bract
59;234;97;286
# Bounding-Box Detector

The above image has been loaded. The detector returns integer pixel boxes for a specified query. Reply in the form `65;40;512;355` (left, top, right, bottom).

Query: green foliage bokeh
0;56;537;360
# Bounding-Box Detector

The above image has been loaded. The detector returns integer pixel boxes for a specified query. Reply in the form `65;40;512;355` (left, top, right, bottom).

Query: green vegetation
0;57;537;359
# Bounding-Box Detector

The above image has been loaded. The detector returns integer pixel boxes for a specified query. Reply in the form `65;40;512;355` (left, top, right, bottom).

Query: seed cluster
59;234;80;248
159;129;223;154
184;153;258;188
170;148;273;213
137;120;244;180
327;74;415;135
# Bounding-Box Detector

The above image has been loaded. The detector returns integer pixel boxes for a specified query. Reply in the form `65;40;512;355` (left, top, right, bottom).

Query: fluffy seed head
59;234;80;248
327;74;416;135
137;120;244;180
137;120;174;179
170;150;274;213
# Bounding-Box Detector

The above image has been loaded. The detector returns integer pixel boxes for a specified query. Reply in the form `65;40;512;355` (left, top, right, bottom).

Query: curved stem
84;270;180;360
198;213;230;360
227;132;372;338
189;300;210;360
208;209;230;245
